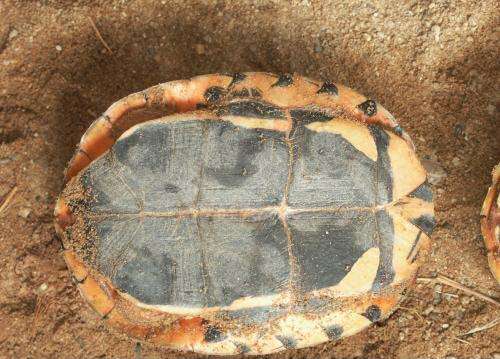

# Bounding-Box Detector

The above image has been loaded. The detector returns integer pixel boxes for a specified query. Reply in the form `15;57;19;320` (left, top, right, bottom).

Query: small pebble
460;296;471;306
55;45;62;51
454;309;465;320
433;284;443;305
431;25;441;42
452;157;460;166
487;104;496;116
18;208;31;218
39;283;48;292
441;323;449;329
195;43;205;55
314;40;323;53
422;159;447;185
423;305;434;316
453;123;465;137
8;29;18;40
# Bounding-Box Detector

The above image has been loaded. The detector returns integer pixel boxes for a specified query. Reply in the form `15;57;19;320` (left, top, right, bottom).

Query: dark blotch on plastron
408;181;433;202
204;325;225;342
317;81;339;96
218;100;285;119
368;124;393;204
272;74;294;87
112;246;176;304
324;325;343;340
288;128;381;207
204;86;226;103
275;335;296;349
288;211;375;291
199;215;290;306
200;121;288;208
411;214;436;236
358;99;377;116
371;210;396;291
229;72;246;87
363;305;382;322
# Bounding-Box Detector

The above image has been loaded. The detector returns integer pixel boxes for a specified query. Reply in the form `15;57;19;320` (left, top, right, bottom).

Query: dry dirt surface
0;1;499;358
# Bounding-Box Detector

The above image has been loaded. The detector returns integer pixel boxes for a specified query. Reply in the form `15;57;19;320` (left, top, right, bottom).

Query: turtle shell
481;163;500;283
55;72;435;355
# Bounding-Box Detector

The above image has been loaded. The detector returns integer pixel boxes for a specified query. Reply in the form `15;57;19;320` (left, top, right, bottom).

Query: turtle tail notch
64;74;234;183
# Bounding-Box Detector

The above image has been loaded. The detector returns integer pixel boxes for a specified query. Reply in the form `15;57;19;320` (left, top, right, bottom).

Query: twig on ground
417;274;500;307
88;17;113;54
397;306;424;321
453;336;471;345
0;185;18;215
459;317;500;337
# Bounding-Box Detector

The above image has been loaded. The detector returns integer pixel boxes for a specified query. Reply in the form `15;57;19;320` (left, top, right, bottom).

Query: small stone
452;157;460;166
453;123;465;137
441;323;450;329
39;283;48;292
431;25;441;42
422;159;447;185
433;284;443;305
363;33;372;41
8;29;18;40
423;305;434;316
18;208;31;218
460;296;471;306
55;45;62;51
195;43;205;55
314;39;323;53
487;104;496;116
454;309;465;320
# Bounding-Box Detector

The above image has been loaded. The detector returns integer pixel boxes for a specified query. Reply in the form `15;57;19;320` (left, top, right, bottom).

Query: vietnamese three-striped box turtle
55;72;436;355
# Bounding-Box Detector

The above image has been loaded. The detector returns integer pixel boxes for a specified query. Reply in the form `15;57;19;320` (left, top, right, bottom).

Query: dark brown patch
204;325;225;342
363;305;381;322
317;81;339;96
324;325;343;340
358;100;377;116
204;86;226;103
271;74;294;87
229;72;246;87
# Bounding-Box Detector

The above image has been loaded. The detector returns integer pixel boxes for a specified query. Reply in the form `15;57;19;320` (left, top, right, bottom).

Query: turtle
55;72;435;355
481;163;500;284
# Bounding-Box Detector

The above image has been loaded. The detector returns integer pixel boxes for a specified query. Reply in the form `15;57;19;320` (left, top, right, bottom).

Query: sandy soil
0;1;499;358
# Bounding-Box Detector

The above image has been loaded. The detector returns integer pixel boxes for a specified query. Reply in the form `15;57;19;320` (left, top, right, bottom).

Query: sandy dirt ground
0;1;499;358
